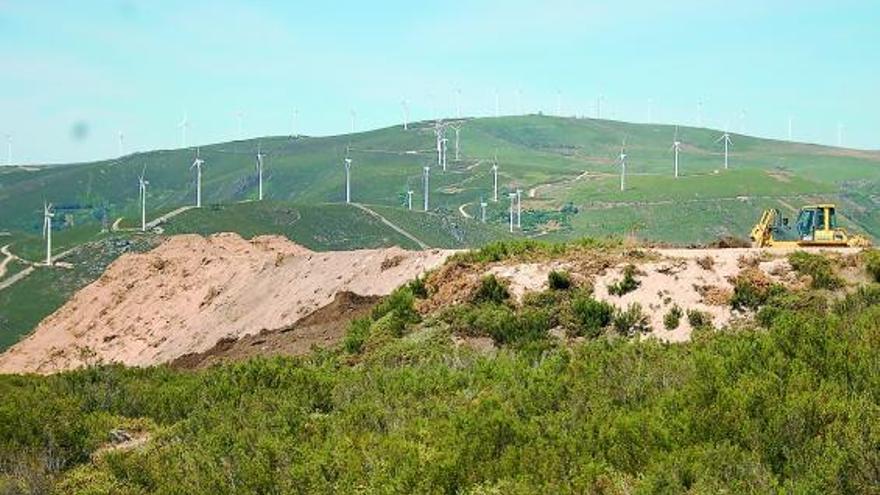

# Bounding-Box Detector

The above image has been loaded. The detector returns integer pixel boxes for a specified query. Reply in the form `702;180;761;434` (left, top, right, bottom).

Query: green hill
1;115;878;248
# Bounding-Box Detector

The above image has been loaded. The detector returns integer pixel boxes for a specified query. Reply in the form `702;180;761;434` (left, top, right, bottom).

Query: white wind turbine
344;149;353;204
350;110;357;134
618;140;627;192
407;190;414;210
671;127;682;178
42;202;54;265
480;197;487;223
401;99;409;130
515;188;523;228
491;151;499;202
118;131;124;157
434;122;445;169
256;144;265;201
178;112;189;148
508;192;516;232
451;124;461;161
190;148;204;207
138;167;149;231
716;131;733;170
423;165;430;211
441;137;449;171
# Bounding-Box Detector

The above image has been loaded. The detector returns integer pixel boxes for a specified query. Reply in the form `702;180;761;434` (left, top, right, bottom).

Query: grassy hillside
2;244;879;493
2;116;878;247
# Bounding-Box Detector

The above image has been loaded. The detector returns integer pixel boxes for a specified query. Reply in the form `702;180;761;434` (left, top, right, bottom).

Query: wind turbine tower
452;124;461;161
43;203;54;265
118;131;124;157
672;128;682;178
138;168;149;232
441;137;449;171
190;148;205;207
717;132;732;170
492;152;499;202
618;141;627;192
508;193;516;232
350;110;357;134
256;145;265;201
423;166;430;211
407;190;413;210
480;197;487;223
401;100;409;130
344;155;353;204
515;189;522;228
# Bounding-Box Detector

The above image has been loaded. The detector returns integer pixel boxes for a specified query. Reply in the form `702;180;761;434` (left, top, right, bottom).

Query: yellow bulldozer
750;203;872;248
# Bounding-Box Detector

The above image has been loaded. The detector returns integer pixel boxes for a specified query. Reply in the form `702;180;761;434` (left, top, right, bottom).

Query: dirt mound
0;233;454;374
172;292;379;369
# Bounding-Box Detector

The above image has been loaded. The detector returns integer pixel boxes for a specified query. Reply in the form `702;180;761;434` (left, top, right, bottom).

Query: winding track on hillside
350;203;430;250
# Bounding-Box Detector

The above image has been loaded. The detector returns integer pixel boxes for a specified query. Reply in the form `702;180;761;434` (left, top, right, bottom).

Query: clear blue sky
1;0;878;164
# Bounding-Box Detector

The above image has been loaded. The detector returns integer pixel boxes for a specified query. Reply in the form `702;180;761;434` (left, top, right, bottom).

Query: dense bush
607;264;641;296
730;269;785;310
864;249;880;283
343;317;371;353
547;270;572;290
663;305;683;330
2;274;879;493
569;295;614;337
408;275;429;299
788;251;844;290
686;308;713;329
757;290;827;327
344;286;420;354
613;303;650;336
471;275;510;304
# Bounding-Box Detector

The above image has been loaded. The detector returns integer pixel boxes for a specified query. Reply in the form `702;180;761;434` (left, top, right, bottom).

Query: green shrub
864;249;880;283
408;276;429;299
788;251;844;290
613;303;650;336
607;264;641;296
686;309;713;329
833;284;880;316
472;275;510;304
569;295;614;337
547;270;572;290
730;270;786;311
343;317;371;354
372;286;419;323
756;290;827;327
664;305;683;330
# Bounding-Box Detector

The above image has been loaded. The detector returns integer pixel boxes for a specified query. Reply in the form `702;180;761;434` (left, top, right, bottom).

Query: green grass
1;116;877;246
161;201;422;251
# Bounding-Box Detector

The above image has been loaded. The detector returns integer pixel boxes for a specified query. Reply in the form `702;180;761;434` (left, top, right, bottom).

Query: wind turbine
595;95;604;119
491;151;499;202
407;190;413;210
42;203;54;265
480;197;487;223
190;148;204;207
118;131;124;157
256;144;265;201
344;149;353;204
671;127;682;178
451;124;461;161
441;137;449;171
401;99;409;130
138;167;149;232
349;110;357;134
178;112;189;148
423;166;430;211
716;131;732;170
434;122;445;169
508;193;516;232
618;140;627;192
515;188;523;228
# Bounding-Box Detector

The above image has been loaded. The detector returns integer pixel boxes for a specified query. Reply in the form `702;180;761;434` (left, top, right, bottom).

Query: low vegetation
788;251;844;290
663;304;683;330
607;264;641;296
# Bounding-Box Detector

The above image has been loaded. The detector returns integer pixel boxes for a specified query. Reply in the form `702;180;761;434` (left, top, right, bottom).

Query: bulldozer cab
794;205;837;241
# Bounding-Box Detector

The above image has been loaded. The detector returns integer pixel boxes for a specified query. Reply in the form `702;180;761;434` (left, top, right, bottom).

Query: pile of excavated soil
172;291;379;369
0;233;454;374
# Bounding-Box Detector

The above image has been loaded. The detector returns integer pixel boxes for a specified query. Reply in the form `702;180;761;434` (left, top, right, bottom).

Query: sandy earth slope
0;233;454;374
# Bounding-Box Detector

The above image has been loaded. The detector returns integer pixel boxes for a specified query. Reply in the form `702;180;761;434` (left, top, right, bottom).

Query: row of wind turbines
39;110;741;265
